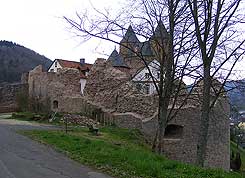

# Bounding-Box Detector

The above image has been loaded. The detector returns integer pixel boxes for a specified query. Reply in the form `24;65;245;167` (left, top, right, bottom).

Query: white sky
0;0;244;80
0;0;121;64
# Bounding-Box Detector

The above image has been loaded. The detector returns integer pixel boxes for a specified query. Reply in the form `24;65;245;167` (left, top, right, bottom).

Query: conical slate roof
140;41;154;56
151;21;169;40
120;25;140;44
108;49;129;68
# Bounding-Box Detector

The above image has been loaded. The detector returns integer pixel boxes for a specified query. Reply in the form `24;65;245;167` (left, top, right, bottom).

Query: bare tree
64;0;197;153
64;1;245;164
187;0;245;167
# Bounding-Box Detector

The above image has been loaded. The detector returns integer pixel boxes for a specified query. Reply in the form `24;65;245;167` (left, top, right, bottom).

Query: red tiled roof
57;59;92;70
56;59;93;79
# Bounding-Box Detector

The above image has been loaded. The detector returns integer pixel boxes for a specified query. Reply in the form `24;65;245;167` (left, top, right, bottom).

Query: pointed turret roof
151;21;169;40
141;41;154;56
108;49;129;68
120;25;140;44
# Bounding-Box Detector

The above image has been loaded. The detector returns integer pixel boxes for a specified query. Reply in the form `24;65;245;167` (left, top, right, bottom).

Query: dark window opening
145;73;150;79
144;84;150;94
55;61;57;67
135;83;142;91
164;124;184;139
53;100;58;109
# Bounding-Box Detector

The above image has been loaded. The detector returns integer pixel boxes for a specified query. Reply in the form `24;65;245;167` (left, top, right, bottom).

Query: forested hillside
0;40;52;84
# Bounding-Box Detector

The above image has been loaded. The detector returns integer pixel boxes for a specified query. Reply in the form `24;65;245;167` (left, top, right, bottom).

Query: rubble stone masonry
26;61;230;171
0;83;28;113
84;58;230;171
28;65;82;113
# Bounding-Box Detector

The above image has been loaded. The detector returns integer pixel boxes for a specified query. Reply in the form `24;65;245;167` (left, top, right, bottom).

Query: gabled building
105;21;169;94
107;49;130;73
132;59;160;94
119;25;141;59
48;59;92;94
119;21;169;70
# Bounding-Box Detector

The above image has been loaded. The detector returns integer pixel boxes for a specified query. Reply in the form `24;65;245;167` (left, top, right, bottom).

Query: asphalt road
0;117;113;178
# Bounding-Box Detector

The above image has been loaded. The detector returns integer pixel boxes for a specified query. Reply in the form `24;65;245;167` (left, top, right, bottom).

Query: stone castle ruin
84;57;230;170
0;83;28;113
26;65;86;113
23;22;230;170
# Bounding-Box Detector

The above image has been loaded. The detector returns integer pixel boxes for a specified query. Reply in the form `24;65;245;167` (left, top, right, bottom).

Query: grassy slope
230;141;245;172
22;127;243;178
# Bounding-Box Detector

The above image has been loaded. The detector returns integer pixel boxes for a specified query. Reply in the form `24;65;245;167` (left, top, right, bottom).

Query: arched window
164;124;184;139
53;100;58;109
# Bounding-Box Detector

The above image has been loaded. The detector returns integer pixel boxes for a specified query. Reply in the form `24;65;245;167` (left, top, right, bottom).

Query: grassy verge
231;141;245;172
9;112;63;125
22;127;243;178
0;113;12;119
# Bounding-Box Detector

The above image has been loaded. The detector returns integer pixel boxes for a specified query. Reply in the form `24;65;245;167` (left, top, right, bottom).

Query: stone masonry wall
84;58;158;118
0;83;28;113
84;58;230;171
27;61;230;170
142;101;230;171
28;65;81;113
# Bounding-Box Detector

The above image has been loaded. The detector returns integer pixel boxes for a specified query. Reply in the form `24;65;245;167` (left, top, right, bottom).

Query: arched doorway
53;100;58;109
164;124;184;139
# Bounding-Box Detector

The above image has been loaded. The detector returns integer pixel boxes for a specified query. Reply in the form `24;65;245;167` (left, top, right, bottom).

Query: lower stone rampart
0;83;28;113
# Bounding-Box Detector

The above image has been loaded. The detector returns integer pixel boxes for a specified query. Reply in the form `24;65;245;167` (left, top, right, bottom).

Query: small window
145;73;150;79
164;124;184;139
55;61;57;67
144;84;150;94
135;83;142;91
50;69;54;72
53;100;58;109
157;72;160;79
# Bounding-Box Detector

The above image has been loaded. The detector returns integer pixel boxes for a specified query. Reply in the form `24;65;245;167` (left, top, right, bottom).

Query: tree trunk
197;64;211;167
157;98;168;153
152;55;172;153
152;95;168;154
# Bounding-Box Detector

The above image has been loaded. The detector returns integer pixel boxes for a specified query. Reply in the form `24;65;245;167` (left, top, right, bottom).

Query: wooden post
65;116;68;134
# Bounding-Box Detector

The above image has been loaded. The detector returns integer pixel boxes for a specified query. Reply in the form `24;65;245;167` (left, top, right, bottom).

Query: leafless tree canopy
64;0;245;166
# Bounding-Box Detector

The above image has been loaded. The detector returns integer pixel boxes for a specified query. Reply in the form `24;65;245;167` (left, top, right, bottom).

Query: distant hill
187;79;245;112
225;79;245;111
0;40;52;84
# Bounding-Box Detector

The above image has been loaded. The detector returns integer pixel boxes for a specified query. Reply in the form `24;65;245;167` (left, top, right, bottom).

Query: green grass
22;127;243;178
0;113;12;119
10;112;63;125
231;141;245;172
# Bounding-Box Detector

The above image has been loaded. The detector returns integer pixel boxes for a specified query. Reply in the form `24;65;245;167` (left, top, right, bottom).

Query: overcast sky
0;0;244;80
0;0;121;64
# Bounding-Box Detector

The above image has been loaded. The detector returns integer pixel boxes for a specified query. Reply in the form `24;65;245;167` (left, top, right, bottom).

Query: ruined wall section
84;58;158;118
84;59;230;170
143;98;230;171
205;96;230;170
0;83;28;113
28;65;81;113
